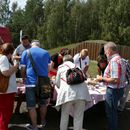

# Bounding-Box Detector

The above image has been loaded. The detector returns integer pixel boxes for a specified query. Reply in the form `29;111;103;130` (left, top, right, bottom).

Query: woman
55;55;91;130
0;43;18;130
49;48;71;78
97;55;108;76
73;49;89;77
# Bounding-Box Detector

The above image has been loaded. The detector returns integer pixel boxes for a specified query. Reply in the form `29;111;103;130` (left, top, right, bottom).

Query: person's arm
21;66;26;83
83;65;89;75
49;61;57;72
12;48;18;57
55;68;61;88
0;56;18;77
83;56;89;75
96;75;118;84
2;65;18;77
20;51;27;83
97;60;119;84
12;47;21;65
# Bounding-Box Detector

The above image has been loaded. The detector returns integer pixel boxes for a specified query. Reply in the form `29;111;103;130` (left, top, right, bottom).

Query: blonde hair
80;49;88;57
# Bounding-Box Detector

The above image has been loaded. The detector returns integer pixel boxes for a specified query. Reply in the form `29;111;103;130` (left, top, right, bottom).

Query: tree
23;0;44;39
7;9;25;46
0;0;10;25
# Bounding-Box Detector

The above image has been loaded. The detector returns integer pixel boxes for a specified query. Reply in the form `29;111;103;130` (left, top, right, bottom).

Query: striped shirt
104;54;126;89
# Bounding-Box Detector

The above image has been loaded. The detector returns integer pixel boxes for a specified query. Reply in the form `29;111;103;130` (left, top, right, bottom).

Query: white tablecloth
53;81;106;117
17;78;106;112
53;81;106;113
85;83;106;111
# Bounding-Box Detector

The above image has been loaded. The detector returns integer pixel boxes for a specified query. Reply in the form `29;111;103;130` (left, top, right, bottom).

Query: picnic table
15;78;106;114
53;79;106;116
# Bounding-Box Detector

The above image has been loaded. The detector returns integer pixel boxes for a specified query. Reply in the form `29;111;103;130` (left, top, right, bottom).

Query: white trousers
118;84;130;111
60;100;86;130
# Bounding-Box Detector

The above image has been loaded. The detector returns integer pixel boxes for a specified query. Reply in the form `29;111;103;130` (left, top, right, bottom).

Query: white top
73;53;89;71
55;61;91;107
0;55;17;94
13;44;26;56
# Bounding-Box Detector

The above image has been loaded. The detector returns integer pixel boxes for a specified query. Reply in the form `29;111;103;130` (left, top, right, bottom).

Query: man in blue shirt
20;40;51;130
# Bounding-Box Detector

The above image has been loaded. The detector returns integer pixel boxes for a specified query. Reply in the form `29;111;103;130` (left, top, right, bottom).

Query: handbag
0;55;10;93
65;64;86;85
0;70;9;93
27;49;51;98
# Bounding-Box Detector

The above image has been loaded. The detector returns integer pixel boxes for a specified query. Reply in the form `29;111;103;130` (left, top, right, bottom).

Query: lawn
88;60;98;78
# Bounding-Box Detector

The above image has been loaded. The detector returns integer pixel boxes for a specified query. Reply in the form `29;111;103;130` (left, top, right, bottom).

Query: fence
70;41;130;61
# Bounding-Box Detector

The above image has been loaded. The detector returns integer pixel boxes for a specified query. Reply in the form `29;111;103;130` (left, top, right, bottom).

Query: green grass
88;61;98;78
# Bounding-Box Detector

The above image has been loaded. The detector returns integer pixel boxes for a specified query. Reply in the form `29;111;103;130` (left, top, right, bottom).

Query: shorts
26;87;49;108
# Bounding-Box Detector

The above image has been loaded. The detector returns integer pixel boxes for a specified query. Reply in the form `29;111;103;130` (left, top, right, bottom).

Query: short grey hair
63;55;74;63
31;40;40;47
104;41;118;52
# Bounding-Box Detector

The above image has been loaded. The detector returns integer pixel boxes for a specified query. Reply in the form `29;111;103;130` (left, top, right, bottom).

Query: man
20;40;51;130
13;35;31;114
13;35;31;77
73;49;89;76
13;35;31;57
118;59;130;111
97;42;127;130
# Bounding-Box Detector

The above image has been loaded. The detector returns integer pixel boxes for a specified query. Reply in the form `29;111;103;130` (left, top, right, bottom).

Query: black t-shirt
51;53;63;69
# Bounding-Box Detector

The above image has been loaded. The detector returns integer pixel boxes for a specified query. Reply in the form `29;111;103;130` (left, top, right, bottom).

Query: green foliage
7;9;25;46
4;0;130;47
0;0;10;25
48;42;77;55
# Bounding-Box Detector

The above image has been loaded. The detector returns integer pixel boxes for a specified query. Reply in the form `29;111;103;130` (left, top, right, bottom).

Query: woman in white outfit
55;55;91;130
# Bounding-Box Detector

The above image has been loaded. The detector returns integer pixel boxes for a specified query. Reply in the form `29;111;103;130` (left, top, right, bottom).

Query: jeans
105;87;124;130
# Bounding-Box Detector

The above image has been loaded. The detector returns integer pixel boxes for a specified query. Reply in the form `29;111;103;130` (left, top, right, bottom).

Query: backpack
65;65;86;85
122;58;130;84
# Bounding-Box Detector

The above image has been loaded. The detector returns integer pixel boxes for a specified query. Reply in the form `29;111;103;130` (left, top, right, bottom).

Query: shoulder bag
0;56;10;93
27;49;51;98
63;64;86;85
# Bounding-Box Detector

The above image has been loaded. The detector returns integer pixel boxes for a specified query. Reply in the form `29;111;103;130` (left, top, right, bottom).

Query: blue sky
10;0;27;9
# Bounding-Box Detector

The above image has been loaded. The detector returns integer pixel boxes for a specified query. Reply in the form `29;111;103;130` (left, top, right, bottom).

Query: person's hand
13;55;21;60
96;75;103;82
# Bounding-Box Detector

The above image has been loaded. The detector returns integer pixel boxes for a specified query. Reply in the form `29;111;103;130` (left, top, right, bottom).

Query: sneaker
39;121;47;128
26;124;38;130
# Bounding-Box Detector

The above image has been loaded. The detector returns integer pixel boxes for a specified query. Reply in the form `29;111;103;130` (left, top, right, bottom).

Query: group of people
0;36;129;130
0;35;90;130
